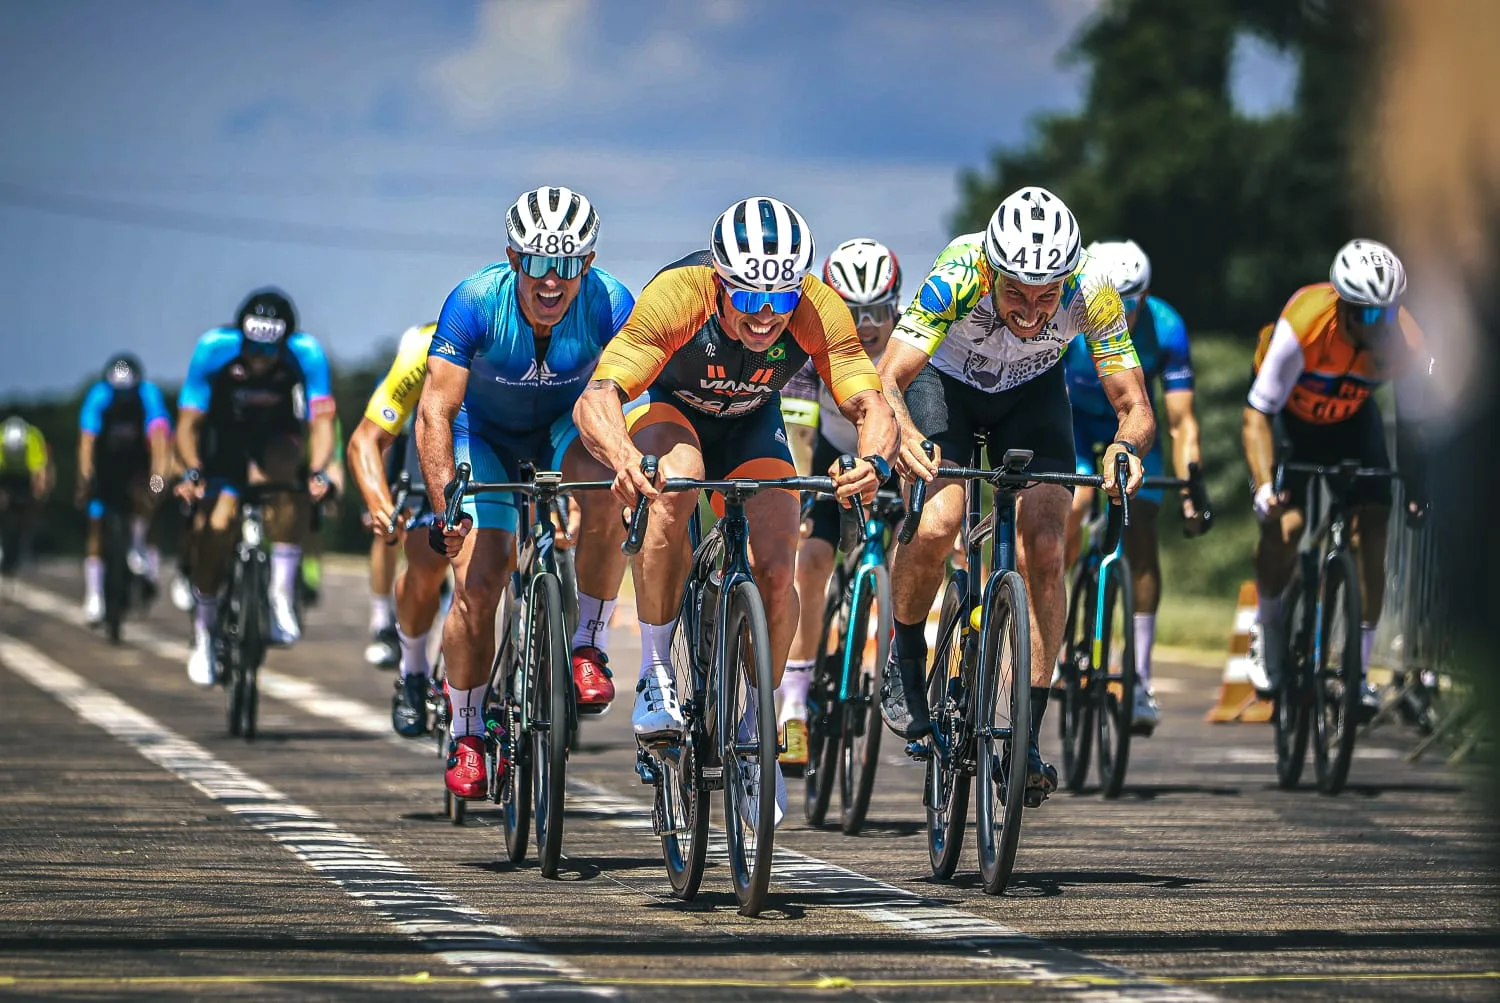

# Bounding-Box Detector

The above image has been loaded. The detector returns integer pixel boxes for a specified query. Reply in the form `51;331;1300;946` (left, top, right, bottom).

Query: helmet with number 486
505;186;600;257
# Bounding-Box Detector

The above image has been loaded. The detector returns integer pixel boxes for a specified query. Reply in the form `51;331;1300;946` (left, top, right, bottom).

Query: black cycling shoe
880;653;930;740
392;674;430;738
1023;739;1058;808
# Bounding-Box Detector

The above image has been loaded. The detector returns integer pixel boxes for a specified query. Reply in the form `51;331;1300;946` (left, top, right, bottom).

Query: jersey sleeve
1150;299;1194;393
779;358;821;428
178;329;241;412
364;324;434;434
287;333;335;416
141;381;172;433
1072;270;1140;378
26;427;47;474
891;235;989;357
590;266;708;399
78;382;111;435
1247;318;1305;414
795;279;882;408
598;269;636;337
430;274;492;370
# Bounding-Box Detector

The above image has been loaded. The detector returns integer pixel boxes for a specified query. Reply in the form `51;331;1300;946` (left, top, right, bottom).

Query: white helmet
1085;239;1151;297
505;186;599;256
823;238;901;305
1329;239;1406;307
984;186;1082;285
2;417;26;453
710;196;816;292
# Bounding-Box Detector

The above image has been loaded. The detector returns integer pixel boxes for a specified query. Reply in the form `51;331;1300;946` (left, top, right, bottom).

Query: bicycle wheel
661;584;709;899
720;581;777;917
431;654;467;824
1094;559;1136;799
501;642;532;865
238;550;269;741
102;509;129;644
926;572;971;880
1273;575;1312;789
974;570;1030;895
1313;550;1363;795
839;563;889;836
530;573;571;877
556;543;580;641
803;573;843;828
1058;560;1095;791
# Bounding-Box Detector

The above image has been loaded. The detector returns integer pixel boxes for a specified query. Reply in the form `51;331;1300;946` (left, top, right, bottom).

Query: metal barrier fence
1371;476;1449;676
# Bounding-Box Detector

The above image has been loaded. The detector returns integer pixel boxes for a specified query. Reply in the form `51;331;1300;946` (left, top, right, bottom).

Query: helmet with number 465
505;186;600;257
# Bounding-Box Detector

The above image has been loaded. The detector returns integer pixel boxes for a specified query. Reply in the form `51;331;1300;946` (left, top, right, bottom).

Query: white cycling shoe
1131;686;1160;736
83;593;105;626
632;664;685;740
187;631;217;687
169;573;195;613
269;592;301;646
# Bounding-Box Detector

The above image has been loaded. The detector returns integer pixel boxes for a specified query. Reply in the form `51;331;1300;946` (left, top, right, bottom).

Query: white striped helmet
1329;239;1406;307
984;186;1082;285
505;186;600;256
710;196;816;292
1085;239;1151;297
823;238;901;305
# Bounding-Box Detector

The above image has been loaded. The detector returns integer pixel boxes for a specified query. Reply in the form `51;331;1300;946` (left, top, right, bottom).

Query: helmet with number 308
710;196;816;292
505;186;600;257
984;186;1082;286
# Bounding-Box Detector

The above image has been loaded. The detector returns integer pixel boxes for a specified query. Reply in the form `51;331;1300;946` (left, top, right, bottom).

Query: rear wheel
803;573;843;828
238;551;268;742
1313;551;1363;795
1058;560;1095;791
1094;559;1136;799
974;571;1030;895
1274;576;1312;789
721;581;777;917
662;584;709;899
926;572;971;881
839;564;889;836
102;509;129;644
530;574;571;877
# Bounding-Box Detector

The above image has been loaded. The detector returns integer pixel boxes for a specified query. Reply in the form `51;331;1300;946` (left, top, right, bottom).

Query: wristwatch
861;454;893;482
1112;440;1138;457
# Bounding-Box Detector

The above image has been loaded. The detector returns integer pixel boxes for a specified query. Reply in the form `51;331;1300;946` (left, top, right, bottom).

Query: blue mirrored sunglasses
519;254;586;280
1354;305;1393;326
728;288;801;314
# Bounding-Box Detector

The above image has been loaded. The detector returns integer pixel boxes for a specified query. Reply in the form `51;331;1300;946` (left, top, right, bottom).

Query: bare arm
838;388;897;466
148;426;171;484
1163;389;1201;481
1242;405;1277;492
77;431;95;495
875;340;940;480
348;419;397;532
175;410;204;471
574;379;657;507
306;410;335;477
417;357;468;513
1098;366;1155;497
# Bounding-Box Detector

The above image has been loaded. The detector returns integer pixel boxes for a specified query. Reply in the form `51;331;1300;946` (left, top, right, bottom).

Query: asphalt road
2;559;1496;1002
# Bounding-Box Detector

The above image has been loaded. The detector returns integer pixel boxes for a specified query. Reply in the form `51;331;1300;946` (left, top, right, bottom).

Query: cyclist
574;196;896;828
76;354;174;623
298;412;345;608
356;383;406;669
1062;240;1209;735
875;186;1153;804
421;186;635;800
777;237;903;767
1243;239;1429;702
0;415;52;577
349;321;472;737
173;288;337;686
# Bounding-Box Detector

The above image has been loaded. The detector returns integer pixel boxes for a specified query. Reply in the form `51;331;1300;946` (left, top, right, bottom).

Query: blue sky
0;0;1293;396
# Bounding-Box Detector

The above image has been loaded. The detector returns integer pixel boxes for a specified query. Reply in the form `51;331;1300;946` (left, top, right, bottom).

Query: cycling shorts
1276;397;1391;509
804;433;897;550
903;359;1074;477
455;411;580;534
625;389;795;514
204;428;307;502
1072;415;1164;505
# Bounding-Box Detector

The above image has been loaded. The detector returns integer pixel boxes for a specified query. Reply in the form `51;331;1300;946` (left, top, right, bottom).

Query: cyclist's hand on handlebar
1405;496;1430;529
829;456;880;508
1252;482;1287;523
1180;493;1211;537
428;513;472;558
611;448;660;509
1100;443;1143;500
556;496;581;550
363;500;402;537
895;432;940;482
174;472;205;505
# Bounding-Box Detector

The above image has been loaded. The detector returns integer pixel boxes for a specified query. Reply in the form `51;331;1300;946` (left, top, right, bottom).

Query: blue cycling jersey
80;380;171;435
178;329;333;414
1064;295;1192;422
429;262;634;439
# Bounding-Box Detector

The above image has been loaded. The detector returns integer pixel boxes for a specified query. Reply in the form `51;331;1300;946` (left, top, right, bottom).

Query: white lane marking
15;583;1215;1000
0;634;608;999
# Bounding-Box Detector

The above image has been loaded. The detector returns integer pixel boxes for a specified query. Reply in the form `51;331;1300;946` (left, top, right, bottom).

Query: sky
0;0;1294;397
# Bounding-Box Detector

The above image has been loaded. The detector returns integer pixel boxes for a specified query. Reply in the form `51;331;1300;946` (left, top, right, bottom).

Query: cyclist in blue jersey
418;186;636;801
76;354;174;623
173;288;337;686
1062;240;1209;734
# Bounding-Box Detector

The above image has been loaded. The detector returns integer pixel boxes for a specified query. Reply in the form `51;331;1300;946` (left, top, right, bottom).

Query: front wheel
720;581;777;917
1058;560;1095;791
661;586;709;899
1274;575;1312;789
974;571;1031;895
1094;558;1136;799
804;572;844;828
101;510;129;644
1313;551;1363;795
839;564;889;836
500;641;532;865
926;572;971;880
530;573;571;878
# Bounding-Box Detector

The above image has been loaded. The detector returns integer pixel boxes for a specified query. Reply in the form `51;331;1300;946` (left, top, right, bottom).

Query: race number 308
740;257;797;282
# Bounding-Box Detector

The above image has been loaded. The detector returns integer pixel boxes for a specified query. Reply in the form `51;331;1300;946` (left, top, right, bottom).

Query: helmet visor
728;288;801;314
519;254;586;280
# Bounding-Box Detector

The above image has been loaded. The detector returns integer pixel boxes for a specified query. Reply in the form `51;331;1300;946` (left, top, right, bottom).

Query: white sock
398;626;431;678
1134;613;1156;687
1256;594;1282;629
777;660;814;724
369;593;395;633
1361;623;1377;673
145;546;161;580
193;590;218;638
447;683;488;738
131;516;148;551
639;619;678;678
271;543;301;600
572;592;617;652
83;556;103;602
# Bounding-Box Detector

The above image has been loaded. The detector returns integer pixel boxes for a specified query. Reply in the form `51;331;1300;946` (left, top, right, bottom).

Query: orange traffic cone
1205;581;1273;724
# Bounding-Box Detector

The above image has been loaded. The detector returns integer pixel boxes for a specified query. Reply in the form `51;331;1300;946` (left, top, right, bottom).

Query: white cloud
428;0;592;125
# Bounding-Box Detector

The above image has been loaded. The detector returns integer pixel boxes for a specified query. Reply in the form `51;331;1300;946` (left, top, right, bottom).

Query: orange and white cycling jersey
1248;282;1428;424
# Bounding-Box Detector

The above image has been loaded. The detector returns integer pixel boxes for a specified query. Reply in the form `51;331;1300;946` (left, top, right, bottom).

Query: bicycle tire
531;573;571;877
222;555;246;737
102;509;129;644
1274;574;1312;789
1058;560;1095;791
556;544;580;641
239;550;269;741
661;583;709;899
721;580;777;917
803;573;843;827
1095;560;1136;799
974;570;1031;895
926;572;971;881
839;563;889;836
501;641;532;865
430;655;467;824
1313;550;1363;795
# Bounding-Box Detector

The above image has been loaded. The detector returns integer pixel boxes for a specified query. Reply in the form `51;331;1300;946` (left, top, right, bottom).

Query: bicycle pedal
904;740;931;761
634;749;660;786
1023;788;1049;809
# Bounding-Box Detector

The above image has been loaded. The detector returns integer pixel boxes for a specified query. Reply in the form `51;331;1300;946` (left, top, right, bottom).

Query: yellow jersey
364;323;436;434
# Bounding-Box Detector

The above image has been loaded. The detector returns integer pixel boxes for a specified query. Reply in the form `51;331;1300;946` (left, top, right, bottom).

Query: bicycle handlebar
622;455;657;556
442;462;471;530
838;454;870;546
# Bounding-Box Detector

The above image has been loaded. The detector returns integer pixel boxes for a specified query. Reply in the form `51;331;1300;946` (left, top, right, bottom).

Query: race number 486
529;234;577;254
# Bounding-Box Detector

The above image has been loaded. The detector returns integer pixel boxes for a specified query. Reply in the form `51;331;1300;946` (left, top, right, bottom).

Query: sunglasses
518;254;587;280
1352;305;1393;326
850;301;898;326
727;288;802;314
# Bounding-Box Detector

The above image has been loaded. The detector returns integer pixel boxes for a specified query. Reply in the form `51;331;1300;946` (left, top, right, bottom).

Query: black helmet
235;287;298;347
103;353;144;390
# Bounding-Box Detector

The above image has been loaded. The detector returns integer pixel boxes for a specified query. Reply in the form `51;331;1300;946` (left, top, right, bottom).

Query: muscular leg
1015;485;1072;689
442;528;515;692
191;491;241;597
561;439;629;658
630;422;703;627
889;477;964;628
1063;485;1094;573
789;538;836;664
1350;503;1391;667
1123;501;1160;689
743;488;801;687
368;531;398;631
